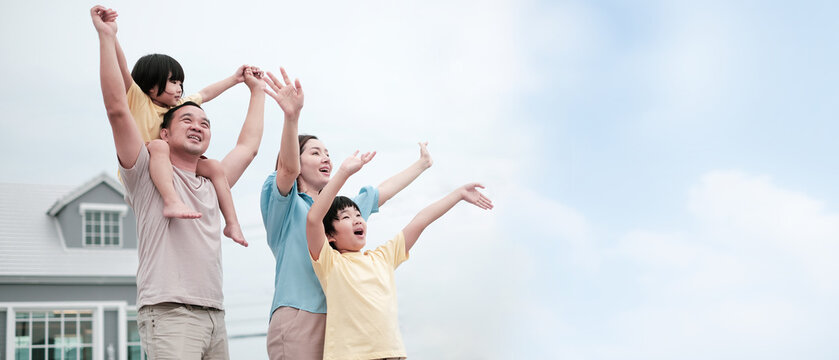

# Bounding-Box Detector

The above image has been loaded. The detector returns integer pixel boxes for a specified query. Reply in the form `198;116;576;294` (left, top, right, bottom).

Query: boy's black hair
131;53;185;97
161;101;202;130
323;196;361;250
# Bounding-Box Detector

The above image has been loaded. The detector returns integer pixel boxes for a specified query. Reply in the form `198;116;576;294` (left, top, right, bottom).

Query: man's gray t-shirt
120;146;224;309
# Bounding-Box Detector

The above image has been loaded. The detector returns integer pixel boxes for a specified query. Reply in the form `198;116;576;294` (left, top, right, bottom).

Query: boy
306;151;493;359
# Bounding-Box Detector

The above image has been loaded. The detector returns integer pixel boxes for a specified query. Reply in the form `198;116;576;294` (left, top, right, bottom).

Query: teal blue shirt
260;172;379;315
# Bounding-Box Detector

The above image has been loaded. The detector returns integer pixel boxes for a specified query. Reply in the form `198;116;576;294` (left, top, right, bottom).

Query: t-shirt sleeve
372;231;409;269
260;173;297;248
126;81;147;108
118;145;152;209
310;239;336;289
180;93;204;106
353;185;380;220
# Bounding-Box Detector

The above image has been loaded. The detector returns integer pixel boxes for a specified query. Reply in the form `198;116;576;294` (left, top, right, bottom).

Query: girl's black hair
131;54;185;96
323;196;360;250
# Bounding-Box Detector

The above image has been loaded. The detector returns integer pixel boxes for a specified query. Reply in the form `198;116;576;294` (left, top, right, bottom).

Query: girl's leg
196;158;247;247
148;140;201;219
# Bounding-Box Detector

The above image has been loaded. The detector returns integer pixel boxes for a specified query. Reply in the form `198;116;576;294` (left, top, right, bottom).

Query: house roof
0;174;137;279
47;172;125;216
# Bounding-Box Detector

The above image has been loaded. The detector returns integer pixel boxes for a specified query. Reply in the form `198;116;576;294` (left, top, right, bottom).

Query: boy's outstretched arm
377;142;433;207
91;5;143;169
264;68;304;195
198;65;249;103
219;67;265;187
307;151;376;260
402;183;493;253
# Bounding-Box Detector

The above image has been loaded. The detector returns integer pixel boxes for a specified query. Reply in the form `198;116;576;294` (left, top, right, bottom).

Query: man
91;6;266;359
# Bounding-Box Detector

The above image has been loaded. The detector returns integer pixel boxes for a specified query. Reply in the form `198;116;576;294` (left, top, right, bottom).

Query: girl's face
148;74;183;107
298;139;332;192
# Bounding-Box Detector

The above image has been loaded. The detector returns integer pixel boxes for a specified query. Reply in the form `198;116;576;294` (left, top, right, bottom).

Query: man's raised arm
220;67;266;187
91;5;143;169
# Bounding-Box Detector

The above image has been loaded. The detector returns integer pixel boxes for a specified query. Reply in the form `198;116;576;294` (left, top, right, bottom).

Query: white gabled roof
47;172;125;216
0;175;138;278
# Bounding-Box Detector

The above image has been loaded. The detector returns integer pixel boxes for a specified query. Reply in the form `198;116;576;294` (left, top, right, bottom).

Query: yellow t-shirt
126;82;203;142
311;232;410;360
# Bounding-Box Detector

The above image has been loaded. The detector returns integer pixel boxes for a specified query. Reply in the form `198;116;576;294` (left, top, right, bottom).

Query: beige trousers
266;306;326;360
137;302;229;360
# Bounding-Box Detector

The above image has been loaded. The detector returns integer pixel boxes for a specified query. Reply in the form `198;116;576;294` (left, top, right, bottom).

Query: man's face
161;105;211;156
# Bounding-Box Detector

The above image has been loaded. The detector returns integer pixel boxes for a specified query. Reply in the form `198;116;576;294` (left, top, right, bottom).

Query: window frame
78;203;128;248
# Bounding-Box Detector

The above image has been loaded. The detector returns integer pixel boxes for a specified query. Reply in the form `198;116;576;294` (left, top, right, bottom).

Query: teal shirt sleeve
260;171;297;249
353;185;380;220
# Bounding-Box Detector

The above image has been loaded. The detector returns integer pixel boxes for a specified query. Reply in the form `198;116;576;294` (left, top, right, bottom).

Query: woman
259;68;433;360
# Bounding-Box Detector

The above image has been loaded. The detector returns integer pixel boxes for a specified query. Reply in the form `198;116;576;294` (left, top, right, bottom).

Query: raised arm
377;142;433;207
197;65;248;103
402;183;493;253
114;37;132;92
91;5;143;168
264;68;304;195
307;151;375;260
219;67;265;187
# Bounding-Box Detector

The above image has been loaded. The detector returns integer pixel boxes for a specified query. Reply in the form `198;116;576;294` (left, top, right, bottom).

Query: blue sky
1;0;838;358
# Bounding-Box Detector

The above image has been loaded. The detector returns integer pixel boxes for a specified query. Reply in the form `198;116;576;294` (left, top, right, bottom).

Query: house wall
0;310;5;358
56;183;138;249
0;283;136;304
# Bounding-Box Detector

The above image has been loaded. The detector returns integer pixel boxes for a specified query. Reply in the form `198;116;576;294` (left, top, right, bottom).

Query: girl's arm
377;142;433;207
197;65;248;103
402;183;493;253
264;68;304;195
114;37;132;92
307;151;375;259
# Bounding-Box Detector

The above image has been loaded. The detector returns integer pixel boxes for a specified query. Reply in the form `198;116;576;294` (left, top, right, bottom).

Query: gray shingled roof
0;175;137;279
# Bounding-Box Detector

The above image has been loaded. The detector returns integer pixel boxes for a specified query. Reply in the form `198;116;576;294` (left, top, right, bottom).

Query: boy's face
148;74;183;107
328;206;367;253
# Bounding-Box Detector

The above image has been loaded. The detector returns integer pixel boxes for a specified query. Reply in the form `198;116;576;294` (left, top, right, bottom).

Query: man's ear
159;128;169;140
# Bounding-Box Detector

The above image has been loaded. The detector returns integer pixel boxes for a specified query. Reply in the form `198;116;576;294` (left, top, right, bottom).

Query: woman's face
299;139;332;191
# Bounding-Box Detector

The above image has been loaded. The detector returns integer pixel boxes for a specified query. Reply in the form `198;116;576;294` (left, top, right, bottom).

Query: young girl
99;7;253;245
306;151;493;360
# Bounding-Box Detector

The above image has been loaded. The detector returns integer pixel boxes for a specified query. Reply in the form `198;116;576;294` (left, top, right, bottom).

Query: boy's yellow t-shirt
311;232;410;360
126;82;203;142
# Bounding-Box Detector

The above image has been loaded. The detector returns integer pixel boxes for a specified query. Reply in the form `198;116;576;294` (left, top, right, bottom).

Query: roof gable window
79;203;127;248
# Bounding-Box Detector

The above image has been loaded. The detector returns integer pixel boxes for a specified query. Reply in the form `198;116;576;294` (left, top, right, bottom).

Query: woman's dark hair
131;54;185;96
323;196;360;250
274;134;319;171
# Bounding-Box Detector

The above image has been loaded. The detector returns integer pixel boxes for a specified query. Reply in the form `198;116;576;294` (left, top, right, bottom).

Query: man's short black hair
131;54;185;96
161;101;202;130
323;196;361;249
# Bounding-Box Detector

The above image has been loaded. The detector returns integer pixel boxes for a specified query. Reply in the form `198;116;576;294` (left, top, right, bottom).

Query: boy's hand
264;67;304;116
90;5;118;35
459;183;493;210
339;151;376;175
243;66;266;91
418;141;433;169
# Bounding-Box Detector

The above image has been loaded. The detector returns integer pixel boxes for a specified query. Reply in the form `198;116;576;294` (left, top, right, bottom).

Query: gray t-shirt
120;146;224;309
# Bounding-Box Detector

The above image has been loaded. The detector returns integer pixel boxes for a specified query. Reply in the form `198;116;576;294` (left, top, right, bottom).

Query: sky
1;0;838;359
